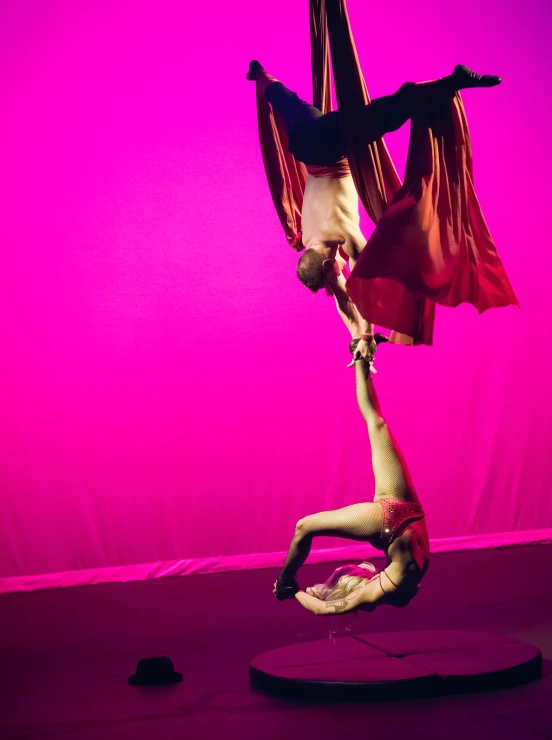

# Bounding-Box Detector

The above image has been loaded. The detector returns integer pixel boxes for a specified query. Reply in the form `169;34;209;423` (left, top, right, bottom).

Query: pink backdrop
1;0;551;589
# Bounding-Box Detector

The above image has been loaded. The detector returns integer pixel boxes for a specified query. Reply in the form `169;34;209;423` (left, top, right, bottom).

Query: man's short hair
297;250;328;293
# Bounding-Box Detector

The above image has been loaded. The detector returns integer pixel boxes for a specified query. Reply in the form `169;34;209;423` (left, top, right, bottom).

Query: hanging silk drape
256;0;518;344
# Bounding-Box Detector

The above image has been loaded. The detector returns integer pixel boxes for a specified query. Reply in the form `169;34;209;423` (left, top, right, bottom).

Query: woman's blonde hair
317;562;377;602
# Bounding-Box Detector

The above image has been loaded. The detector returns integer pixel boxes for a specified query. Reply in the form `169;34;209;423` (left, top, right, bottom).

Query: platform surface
249;630;542;700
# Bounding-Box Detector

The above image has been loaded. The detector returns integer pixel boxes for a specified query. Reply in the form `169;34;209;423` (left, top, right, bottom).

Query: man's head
297;249;338;293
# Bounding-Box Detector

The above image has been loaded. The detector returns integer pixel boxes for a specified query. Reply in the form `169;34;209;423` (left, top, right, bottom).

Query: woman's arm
295;578;387;615
295;590;364;615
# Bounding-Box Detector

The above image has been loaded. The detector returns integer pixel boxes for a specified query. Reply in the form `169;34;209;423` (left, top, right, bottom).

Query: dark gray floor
1;544;552;739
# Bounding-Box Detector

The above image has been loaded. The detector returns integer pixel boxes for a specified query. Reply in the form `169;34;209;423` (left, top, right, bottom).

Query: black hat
128;657;183;686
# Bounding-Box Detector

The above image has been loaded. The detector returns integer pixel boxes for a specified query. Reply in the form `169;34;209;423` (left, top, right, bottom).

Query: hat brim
128;672;183;686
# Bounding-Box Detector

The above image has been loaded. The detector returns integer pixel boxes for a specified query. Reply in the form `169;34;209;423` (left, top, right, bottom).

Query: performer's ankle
246;60;277;88
275;572;299;600
257;71;279;95
278;569;295;583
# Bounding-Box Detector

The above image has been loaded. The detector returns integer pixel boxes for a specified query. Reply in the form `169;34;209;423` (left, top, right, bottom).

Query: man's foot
246;60;263;81
453;64;501;89
274;574;299;601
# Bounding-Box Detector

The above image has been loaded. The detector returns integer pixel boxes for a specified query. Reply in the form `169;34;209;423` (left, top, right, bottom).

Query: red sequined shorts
378;498;425;551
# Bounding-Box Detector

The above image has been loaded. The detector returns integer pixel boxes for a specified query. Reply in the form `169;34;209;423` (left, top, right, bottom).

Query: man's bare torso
301;174;365;257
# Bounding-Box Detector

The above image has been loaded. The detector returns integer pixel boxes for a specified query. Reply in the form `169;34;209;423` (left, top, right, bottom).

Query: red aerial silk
255;0;518;344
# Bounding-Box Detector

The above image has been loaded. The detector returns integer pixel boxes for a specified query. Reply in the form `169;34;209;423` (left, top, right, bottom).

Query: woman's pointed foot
348;333;389;357
453;64;501;89
246;60;263;81
274;574;299;601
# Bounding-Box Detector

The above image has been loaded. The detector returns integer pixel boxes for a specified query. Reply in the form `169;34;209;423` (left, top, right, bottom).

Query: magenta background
1;0;551;582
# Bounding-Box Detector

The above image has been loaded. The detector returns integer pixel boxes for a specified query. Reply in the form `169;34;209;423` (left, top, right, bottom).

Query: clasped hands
347;337;378;371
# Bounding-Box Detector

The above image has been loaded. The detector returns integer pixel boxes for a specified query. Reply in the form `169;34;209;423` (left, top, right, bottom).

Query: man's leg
357;65;502;143
247;60;323;132
248;60;345;165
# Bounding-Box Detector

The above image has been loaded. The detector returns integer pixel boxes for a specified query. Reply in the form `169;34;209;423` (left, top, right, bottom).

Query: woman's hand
296;590;363;615
305;585;325;599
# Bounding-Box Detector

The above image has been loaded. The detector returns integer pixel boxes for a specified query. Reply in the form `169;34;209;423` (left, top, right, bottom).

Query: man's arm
330;274;376;365
341;232;374;347
329;273;361;339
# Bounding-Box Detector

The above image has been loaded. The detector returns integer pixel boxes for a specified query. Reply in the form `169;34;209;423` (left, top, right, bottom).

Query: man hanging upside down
247;60;502;359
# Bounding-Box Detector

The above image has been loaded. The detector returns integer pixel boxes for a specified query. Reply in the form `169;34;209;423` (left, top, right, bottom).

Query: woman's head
309;562;377;602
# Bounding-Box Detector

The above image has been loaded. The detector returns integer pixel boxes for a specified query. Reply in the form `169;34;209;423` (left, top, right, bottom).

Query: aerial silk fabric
256;0;519;344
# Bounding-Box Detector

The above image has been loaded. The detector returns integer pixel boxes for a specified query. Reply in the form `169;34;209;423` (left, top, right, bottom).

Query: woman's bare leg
355;359;418;503
275;501;385;598
275;359;417;598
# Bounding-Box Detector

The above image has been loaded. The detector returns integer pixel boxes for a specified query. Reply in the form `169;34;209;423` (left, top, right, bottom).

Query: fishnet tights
280;361;420;580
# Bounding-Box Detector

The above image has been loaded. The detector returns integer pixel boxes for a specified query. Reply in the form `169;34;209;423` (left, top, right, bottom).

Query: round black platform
249;630;542;700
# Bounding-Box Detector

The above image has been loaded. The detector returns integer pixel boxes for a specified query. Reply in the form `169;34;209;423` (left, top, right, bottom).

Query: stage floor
1;544;552;739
